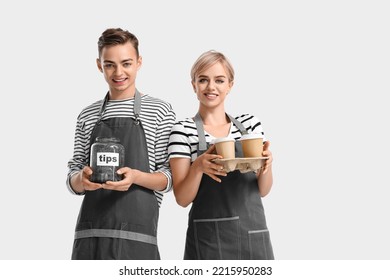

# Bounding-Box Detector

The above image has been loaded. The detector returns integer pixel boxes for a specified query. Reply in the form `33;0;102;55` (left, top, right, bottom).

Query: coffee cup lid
212;137;235;144
239;133;263;141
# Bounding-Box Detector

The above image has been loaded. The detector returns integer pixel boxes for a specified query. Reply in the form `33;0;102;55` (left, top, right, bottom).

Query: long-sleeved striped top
67;93;176;207
168;114;266;162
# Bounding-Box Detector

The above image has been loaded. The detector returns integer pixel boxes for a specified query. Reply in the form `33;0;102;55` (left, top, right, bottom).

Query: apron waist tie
74;229;157;245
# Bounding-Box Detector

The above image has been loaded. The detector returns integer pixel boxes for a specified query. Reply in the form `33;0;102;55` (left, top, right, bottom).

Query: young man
67;28;176;259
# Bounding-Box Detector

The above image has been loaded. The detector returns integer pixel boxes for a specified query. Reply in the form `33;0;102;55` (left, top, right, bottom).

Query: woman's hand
256;141;274;196
192;144;227;183
261;141;273;174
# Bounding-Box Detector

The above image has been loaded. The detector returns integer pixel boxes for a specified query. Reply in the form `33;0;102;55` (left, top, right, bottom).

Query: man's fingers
84;182;103;191
102;183;129;191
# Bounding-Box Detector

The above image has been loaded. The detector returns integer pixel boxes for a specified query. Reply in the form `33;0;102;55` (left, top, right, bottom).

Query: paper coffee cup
239;134;263;158
213;137;235;159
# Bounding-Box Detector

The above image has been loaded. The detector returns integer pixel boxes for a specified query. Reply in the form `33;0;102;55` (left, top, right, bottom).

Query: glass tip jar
89;137;125;183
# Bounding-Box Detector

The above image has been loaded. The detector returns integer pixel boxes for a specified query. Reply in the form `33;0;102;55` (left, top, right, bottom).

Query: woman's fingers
263;141;270;151
205;160;227;182
261;156;273;174
206;158;226;174
261;143;273;174
206;173;223;183
196;147;227;181
205;144;217;154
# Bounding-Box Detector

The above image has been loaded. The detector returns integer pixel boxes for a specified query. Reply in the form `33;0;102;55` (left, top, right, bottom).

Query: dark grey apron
71;90;160;260
183;113;274;260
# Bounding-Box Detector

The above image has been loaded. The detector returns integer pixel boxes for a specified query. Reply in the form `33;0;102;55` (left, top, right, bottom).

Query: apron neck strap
133;89;141;124
194;113;249;152
98;89;142;123
226;114;248;135
194;113;208;151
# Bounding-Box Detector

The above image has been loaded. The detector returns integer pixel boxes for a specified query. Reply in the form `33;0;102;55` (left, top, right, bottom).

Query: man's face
97;42;142;99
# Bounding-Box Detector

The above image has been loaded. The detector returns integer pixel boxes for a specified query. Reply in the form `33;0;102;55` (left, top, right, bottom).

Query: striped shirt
168;114;266;162
67;94;176;207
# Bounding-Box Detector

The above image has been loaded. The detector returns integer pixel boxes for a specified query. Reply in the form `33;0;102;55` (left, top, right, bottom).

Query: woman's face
192;62;233;110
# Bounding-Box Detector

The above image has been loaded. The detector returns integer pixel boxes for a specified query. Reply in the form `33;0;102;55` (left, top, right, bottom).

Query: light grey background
0;0;389;260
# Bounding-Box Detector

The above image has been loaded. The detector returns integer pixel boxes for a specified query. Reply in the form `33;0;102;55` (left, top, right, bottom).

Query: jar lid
95;137;120;143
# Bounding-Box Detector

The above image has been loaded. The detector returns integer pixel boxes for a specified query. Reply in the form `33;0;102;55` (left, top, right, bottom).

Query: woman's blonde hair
190;50;235;82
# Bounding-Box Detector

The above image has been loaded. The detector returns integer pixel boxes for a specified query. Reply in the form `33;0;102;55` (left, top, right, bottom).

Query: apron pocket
248;229;274;260
193;216;240;260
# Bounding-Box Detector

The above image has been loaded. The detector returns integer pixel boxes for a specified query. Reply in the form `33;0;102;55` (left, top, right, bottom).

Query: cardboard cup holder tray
213;157;269;173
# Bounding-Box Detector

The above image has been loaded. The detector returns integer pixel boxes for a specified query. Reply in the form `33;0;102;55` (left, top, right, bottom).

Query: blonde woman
168;50;274;260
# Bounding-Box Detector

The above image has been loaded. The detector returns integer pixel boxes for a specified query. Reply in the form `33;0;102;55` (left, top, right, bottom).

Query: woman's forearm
257;165;273;197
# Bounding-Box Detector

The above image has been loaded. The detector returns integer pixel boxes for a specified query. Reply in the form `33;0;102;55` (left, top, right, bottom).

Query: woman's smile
204;92;219;100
